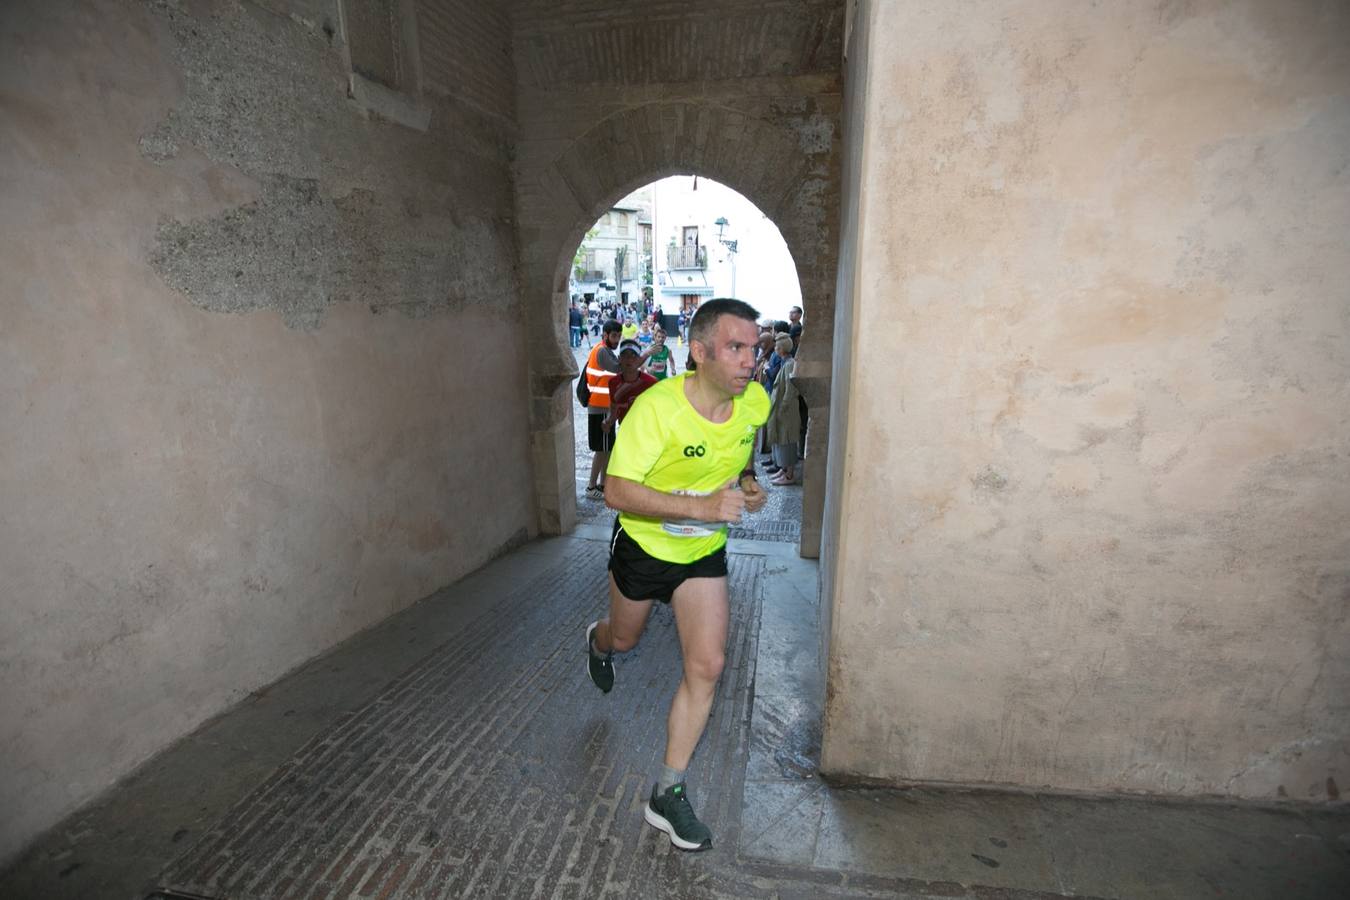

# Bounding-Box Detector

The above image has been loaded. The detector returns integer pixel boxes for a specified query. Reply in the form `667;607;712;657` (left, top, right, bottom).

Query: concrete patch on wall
140;0;517;328
150;175;512;329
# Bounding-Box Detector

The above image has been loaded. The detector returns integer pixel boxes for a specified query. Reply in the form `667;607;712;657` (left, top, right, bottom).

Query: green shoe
644;782;712;851
586;621;614;693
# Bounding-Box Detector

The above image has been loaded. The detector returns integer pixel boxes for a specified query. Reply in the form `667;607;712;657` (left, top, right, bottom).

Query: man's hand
701;479;747;524
740;475;767;513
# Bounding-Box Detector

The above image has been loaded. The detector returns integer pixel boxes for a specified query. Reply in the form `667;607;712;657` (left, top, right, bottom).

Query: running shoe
586;621;614;693
644;782;713;851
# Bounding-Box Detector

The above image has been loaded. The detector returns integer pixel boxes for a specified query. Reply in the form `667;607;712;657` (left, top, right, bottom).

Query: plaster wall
822;0;1350;801
0;0;528;863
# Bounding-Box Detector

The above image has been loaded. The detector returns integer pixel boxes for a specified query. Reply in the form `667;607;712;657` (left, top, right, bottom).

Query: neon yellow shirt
621;322;639;341
607;372;770;563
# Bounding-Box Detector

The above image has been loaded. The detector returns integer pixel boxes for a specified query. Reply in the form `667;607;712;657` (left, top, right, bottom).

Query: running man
644;326;678;381
585;298;769;851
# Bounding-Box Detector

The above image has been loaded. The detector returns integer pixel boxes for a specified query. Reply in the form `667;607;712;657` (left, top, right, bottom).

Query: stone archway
516;101;839;555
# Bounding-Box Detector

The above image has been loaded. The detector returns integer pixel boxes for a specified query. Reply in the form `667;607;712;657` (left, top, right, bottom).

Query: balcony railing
666;245;707;269
576;269;605;282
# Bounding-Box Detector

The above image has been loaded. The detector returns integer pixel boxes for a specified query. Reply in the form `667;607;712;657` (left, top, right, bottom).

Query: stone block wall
0;0;527;864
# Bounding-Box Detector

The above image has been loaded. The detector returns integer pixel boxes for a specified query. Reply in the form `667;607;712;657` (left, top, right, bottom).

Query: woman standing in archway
765;334;802;485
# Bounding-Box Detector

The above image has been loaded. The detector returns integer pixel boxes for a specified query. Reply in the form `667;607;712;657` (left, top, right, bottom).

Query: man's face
618;351;640;375
693;315;759;397
604;329;620;348
789;307;802;323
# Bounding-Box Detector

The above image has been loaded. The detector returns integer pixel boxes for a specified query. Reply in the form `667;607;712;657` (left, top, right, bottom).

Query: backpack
576;357;592;408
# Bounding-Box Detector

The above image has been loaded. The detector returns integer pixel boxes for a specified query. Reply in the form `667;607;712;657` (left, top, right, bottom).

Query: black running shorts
587;411;615;452
608;518;728;604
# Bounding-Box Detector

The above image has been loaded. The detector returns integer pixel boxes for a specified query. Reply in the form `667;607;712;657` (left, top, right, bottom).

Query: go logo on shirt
682;444;707;458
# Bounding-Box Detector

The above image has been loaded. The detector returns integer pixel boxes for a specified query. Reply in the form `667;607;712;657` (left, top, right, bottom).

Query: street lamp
713;217;738;298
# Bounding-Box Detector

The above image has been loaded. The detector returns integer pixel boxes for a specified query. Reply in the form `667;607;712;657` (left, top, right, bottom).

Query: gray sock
657;764;685;793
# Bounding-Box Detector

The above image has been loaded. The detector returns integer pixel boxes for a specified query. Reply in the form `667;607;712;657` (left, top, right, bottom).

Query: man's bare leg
588;449;609;489
665;576;730;770
593;573;652;655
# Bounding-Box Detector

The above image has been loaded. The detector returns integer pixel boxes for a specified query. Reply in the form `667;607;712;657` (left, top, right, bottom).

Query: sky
595;175;804;323
654;175;803;323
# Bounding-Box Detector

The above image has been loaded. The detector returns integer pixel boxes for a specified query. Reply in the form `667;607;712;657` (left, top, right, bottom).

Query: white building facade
570;187;652;308
651;176;801;327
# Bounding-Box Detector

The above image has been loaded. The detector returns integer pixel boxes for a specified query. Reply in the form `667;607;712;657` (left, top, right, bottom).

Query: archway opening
562;174;808;545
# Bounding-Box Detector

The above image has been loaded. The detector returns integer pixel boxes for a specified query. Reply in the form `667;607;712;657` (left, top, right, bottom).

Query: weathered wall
822;0;1350;801
820;0;870;703
511;0;844;547
0;0;528;863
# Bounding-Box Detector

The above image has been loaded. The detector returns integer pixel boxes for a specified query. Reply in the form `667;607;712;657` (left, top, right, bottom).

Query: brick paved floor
6;535;1345;899
151;549;818;899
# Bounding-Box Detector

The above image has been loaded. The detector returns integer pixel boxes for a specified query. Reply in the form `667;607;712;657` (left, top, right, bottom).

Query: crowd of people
575;302;805;492
569;298;692;350
751;305;805;485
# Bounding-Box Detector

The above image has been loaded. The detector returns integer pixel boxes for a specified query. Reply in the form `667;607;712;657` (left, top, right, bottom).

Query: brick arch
547;104;827;306
521;101;836;543
554;103;813;235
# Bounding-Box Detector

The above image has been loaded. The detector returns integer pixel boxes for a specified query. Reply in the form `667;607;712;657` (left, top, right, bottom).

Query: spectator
583;320;623;495
766;334;802;485
568;301;584;348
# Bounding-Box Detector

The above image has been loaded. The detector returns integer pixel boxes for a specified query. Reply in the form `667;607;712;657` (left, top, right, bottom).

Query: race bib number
662;489;722;538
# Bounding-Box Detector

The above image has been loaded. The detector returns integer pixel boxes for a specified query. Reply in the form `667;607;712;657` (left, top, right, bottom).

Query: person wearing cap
604;340;659;433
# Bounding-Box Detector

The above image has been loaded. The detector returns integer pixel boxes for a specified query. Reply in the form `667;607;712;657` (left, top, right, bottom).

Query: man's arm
605;475;747;524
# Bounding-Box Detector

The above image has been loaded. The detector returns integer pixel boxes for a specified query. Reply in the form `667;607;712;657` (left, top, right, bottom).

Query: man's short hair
603;318;622;334
790;305;803;315
689;298;760;349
